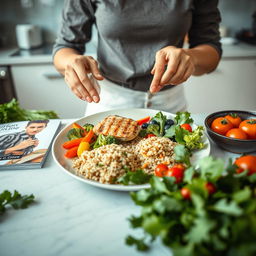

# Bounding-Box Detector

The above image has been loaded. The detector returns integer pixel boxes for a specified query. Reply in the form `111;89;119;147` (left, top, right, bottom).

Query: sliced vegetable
137;116;150;125
180;123;192;132
73;122;85;130
62;138;83;149
81;129;94;143
64;146;79;158
77;141;90;157
146;133;156;138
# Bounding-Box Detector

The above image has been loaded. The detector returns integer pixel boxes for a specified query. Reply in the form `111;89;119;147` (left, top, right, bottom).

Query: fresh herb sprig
0;98;59;123
125;156;256;256
0;190;35;215
118;169;152;185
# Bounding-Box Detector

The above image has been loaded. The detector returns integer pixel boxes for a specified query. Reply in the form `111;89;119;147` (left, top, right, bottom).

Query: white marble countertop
0;114;252;256
0;42;255;66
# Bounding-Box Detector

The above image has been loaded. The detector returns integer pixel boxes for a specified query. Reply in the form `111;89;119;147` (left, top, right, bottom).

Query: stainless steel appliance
0;66;17;104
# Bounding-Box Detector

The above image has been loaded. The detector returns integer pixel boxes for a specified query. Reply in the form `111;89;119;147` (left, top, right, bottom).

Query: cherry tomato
181;187;191;200
154;164;168;177
173;164;186;172
224;113;242;128
239;119;256;139
225;128;248;140
205;182;216;195
180;123;192;132
211;117;233;135
146;133;156;138
166;165;185;183
234;155;256;175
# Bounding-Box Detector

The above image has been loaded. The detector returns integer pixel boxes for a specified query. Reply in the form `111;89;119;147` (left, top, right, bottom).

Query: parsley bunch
0;190;35;215
0;98;59;123
126;155;256;256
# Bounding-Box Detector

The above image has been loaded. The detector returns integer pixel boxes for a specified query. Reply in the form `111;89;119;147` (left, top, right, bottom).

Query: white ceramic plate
52;108;211;191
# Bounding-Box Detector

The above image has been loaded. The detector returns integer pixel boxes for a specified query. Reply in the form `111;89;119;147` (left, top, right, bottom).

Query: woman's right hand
64;55;104;103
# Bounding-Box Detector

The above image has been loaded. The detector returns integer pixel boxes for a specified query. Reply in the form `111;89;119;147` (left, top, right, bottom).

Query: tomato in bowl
204;110;256;153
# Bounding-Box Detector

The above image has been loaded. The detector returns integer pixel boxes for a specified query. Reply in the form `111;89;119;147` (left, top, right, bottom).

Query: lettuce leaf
0;98;59;123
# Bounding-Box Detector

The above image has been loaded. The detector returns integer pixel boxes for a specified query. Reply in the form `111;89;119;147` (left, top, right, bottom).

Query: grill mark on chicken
93;115;141;141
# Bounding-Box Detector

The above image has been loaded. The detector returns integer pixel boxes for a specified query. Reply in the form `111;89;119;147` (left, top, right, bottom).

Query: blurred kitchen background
0;0;256;118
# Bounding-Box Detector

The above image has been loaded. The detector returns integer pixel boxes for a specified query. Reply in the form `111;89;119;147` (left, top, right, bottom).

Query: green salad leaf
0;98;59;123
118;169;152;185
125;156;256;256
151;112;167;136
174;111;193;125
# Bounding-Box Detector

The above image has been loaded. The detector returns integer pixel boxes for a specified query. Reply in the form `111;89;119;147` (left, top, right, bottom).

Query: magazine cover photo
0;119;60;168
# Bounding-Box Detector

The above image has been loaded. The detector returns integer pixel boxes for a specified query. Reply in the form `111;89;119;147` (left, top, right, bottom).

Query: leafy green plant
125;154;256;256
0;190;35;215
0;98;59;123
118;169;152;185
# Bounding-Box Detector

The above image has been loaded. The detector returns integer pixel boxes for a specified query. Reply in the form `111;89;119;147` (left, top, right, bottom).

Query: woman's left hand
150;46;196;93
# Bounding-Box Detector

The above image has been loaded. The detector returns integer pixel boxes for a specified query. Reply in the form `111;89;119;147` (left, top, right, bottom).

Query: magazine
0;119;61;170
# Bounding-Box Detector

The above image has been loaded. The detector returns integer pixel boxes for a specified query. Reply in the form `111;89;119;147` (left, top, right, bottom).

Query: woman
53;0;222;115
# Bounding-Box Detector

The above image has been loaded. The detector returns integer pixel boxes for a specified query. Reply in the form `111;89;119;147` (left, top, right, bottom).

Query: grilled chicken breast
93;115;141;141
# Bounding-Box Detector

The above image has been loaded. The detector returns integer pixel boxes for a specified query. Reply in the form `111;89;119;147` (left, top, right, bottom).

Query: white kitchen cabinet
184;58;256;113
11;64;87;118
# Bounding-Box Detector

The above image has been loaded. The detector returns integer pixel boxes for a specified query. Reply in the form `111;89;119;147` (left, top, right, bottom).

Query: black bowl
204;110;256;154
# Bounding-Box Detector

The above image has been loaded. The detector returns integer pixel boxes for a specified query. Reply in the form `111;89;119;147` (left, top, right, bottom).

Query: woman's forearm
184;44;221;76
53;48;81;75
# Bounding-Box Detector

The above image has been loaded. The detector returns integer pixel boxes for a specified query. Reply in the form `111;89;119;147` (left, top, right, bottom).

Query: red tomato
180;123;192;132
239;119;256;139
234;155;256;175
166;165;185;183
137;116;151;125
205;182;216;195
172;164;186;172
181;187;191;200
154;164;168;177
211;117;233;135
224;114;242;128
146;134;156;138
225;128;248;140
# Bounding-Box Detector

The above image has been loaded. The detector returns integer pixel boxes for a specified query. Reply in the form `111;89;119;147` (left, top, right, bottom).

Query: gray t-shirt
53;0;222;92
